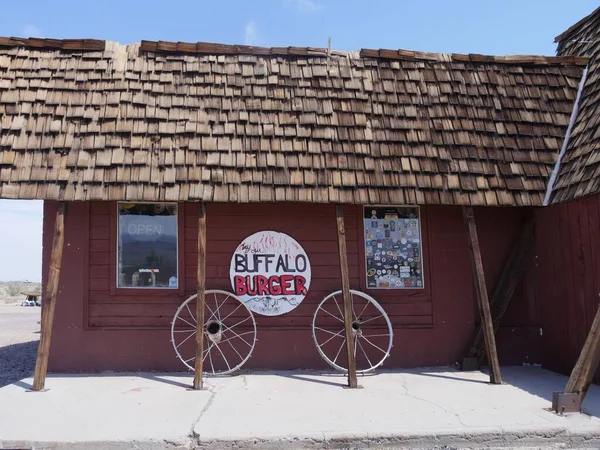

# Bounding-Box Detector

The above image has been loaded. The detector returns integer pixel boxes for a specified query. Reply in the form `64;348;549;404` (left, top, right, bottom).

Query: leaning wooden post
462;206;502;385
553;299;600;413
193;202;207;390
335;205;358;388
463;216;536;368
32;202;67;391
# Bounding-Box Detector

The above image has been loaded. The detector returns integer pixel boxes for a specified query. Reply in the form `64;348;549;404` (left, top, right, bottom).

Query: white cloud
283;0;323;13
22;24;43;37
0;200;43;282
244;21;258;45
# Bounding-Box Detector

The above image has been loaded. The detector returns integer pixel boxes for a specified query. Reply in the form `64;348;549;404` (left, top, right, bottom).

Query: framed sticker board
363;206;424;289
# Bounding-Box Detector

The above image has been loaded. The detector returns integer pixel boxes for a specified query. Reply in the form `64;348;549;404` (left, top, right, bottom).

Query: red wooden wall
44;201;539;372
536;194;600;381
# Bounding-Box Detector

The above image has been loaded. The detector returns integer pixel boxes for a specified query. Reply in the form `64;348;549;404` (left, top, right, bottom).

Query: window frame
358;204;430;295
110;201;185;295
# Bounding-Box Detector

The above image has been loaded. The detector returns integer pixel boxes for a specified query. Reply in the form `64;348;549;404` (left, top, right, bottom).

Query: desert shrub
6;282;21;297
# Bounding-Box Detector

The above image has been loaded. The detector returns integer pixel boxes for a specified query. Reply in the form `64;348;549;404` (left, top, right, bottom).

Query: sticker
367;268;376;277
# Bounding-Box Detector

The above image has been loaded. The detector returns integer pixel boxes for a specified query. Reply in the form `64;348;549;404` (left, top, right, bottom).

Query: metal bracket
461;357;480;371
552;391;581;414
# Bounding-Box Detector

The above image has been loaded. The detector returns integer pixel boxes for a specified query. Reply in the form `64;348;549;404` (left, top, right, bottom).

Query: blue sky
0;0;597;281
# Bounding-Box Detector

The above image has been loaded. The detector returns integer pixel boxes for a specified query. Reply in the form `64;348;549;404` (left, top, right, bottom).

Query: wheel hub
206;320;223;343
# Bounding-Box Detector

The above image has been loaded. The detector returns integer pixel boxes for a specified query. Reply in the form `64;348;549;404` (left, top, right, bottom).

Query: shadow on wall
0;340;37;389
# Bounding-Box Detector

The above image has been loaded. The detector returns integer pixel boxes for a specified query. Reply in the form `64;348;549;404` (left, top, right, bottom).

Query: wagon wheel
171;289;257;375
312;289;393;374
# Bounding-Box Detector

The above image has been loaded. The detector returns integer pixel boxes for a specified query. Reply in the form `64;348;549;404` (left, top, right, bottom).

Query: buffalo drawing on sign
230;231;311;316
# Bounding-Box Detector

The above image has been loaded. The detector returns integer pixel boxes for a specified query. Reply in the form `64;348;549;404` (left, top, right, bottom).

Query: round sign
230;231;311;316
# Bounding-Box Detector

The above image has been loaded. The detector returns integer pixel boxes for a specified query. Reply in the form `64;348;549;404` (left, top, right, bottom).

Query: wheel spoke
359;314;385;325
203;342;215;362
175;330;195;349
317;305;344;323
331;295;344;319
361;333;391;338
205;301;217;323
185;302;197;323
351;293;358;321
315;326;345;338
222;315;252;332
333;338;346;364
226;336;245;362
355;297;371;321
219;329;255;348
357;337;374;369
177;316;196;329
173;329;196;333
184;356;195;364
360;335;389;355
220;301;244;323
214;292;224;322
215;344;231;372
208;343;215;374
318;328;345;348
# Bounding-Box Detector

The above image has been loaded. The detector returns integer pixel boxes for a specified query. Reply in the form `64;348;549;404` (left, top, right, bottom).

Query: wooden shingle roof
0;38;586;205
550;7;600;203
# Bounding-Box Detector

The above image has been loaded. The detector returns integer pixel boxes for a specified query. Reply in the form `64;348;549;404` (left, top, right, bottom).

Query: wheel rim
171;289;257;375
312;289;393;374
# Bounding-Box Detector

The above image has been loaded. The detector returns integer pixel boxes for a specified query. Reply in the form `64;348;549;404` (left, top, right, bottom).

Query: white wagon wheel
171;289;257;375
312;289;393;374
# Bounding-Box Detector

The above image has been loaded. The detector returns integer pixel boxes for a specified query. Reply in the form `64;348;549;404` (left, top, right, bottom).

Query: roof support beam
335;205;359;388
193;202;207;390
553;297;600;413
32;201;66;391
463;206;502;384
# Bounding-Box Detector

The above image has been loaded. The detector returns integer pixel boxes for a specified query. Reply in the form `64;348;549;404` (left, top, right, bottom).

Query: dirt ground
0;303;41;388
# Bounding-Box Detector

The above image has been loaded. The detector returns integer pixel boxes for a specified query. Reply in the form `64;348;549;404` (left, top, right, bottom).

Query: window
117;203;178;289
364;206;424;289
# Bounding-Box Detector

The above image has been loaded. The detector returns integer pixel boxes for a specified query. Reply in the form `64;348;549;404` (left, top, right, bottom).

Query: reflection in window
117;203;178;289
364;206;424;289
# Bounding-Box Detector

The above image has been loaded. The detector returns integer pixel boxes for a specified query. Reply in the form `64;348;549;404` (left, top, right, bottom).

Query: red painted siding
536;195;600;381
45;201;538;372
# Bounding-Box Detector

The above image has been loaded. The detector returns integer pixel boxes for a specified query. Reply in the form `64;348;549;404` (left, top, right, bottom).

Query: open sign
230;231;311;316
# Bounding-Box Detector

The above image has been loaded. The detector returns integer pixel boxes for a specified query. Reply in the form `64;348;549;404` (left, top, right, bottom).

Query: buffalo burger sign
230;231;311;316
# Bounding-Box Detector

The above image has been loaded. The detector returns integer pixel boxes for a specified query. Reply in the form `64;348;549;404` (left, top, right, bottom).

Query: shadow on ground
0;340;37;388
416;365;600;418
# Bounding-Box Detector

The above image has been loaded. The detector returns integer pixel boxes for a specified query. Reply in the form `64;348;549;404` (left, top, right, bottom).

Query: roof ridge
0;36;105;51
139;40;349;57
0;36;589;66
555;6;600;43
360;48;589;66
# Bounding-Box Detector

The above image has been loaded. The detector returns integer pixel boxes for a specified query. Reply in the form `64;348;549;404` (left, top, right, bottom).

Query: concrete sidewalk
1;367;600;449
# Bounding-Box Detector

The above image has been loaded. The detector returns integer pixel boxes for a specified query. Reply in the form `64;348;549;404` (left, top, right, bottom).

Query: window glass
117;203;178;289
364;206;424;289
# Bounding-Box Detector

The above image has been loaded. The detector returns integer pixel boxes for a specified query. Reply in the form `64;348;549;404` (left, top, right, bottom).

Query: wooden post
335;205;358;388
563;300;600;403
465;217;536;366
193;202;207;390
32;202;66;391
463;206;502;384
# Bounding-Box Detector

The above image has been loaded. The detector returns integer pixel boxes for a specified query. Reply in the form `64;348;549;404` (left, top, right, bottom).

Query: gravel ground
0;303;40;388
